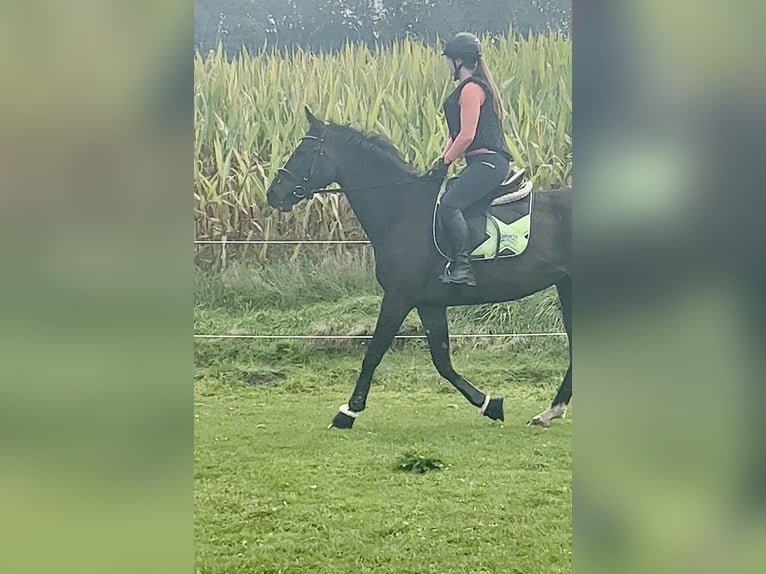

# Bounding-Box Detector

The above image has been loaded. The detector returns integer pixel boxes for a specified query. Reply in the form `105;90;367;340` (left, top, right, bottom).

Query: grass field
194;254;572;573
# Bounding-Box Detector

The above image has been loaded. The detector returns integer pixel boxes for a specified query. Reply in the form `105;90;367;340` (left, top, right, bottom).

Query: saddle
433;168;533;260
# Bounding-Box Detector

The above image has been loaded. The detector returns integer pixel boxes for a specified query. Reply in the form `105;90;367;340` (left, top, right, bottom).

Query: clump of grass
396;453;445;474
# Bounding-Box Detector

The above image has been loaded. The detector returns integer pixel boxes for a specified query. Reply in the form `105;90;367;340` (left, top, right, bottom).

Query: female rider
429;32;513;286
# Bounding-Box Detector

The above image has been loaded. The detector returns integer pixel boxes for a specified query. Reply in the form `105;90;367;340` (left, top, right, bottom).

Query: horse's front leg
330;293;413;429
417;305;504;421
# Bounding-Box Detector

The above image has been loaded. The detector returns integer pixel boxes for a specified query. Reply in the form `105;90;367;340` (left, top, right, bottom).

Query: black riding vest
443;77;512;160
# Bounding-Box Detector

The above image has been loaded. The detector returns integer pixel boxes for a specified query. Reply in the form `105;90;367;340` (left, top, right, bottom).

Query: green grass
194;254;564;354
195;255;571;572
194;341;572;573
195;373;571;573
194;249;381;309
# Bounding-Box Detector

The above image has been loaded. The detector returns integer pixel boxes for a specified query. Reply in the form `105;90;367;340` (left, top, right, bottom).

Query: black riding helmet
443;33;482;63
443;32;482;80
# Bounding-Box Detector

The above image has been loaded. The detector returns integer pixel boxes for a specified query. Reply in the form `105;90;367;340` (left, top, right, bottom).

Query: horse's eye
276;178;282;184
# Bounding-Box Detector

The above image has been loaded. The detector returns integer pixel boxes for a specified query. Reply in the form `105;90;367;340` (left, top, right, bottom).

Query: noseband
276;133;325;201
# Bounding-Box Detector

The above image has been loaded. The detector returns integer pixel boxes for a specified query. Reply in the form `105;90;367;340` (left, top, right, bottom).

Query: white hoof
529;404;567;428
549;403;567;420
529;414;551;428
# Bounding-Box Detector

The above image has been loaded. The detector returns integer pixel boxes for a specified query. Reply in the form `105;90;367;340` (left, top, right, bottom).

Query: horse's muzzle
266;190;290;212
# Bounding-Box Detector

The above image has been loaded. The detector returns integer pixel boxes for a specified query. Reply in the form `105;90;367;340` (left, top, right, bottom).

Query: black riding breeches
440;152;511;214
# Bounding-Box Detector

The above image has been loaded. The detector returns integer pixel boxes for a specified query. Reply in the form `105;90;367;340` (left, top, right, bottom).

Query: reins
310;178;442;195
275;130;443;200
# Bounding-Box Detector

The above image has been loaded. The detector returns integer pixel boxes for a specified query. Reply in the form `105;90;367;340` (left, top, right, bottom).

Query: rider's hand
426;157;448;180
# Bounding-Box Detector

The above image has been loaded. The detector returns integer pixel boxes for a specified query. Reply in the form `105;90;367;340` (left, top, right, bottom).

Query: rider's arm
443;82;486;163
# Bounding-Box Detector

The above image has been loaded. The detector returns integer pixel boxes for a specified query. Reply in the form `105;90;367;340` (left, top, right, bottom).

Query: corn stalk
194;33;571;259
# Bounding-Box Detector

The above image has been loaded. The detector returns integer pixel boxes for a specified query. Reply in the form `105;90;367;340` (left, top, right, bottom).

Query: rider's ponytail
474;58;506;120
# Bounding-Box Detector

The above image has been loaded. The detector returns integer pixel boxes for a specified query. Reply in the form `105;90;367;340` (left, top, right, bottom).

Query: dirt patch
242;370;286;386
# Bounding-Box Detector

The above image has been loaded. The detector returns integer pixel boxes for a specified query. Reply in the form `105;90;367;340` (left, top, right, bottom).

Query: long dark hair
473;58;506;120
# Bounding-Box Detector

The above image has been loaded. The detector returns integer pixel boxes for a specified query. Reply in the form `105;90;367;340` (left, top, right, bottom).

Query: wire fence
194;240;370;245
193;239;566;342
194;333;567;340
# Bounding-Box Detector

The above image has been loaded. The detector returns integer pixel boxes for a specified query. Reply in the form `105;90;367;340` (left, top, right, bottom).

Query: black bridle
275;133;326;201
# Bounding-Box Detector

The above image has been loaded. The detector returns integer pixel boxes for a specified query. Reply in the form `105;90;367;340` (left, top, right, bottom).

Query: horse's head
267;107;338;212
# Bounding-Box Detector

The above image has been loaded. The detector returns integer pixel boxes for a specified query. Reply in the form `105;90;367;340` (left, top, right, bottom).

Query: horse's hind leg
330;293;412;429
530;277;572;428
417;305;504;421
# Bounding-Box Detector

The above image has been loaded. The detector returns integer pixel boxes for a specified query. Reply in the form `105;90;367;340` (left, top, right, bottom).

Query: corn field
194;33;571;253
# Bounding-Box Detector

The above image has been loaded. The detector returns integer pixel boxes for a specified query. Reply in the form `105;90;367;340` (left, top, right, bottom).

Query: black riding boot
439;209;476;286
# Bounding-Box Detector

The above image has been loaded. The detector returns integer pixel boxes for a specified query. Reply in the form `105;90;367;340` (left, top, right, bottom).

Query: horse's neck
341;177;398;243
337;164;419;244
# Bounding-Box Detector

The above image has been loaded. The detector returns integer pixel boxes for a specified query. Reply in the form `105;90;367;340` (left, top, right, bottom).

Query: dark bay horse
267;108;571;429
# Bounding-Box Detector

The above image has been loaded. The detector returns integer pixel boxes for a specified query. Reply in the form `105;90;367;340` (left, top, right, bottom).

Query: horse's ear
304;106;323;131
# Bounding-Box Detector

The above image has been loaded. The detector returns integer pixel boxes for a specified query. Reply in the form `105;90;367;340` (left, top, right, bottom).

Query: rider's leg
439;154;509;285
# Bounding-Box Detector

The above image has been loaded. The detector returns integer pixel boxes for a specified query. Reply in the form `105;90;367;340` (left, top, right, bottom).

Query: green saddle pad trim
471;213;531;259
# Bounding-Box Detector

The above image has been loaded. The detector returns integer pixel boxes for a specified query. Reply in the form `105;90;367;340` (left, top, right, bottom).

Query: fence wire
193;239;566;341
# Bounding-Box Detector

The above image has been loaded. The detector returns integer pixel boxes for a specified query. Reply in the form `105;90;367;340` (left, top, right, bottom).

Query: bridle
275;133;326;201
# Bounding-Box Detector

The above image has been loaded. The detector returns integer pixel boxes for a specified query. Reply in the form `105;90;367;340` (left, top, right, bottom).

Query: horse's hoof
328;404;358;429
528;415;550;428
482;396;504;422
528;404;566;428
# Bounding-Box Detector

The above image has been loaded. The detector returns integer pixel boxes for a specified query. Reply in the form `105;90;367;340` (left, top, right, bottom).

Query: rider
428;32;513;286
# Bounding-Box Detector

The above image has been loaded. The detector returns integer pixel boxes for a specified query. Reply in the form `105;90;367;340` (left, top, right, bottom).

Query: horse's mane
324;122;420;177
